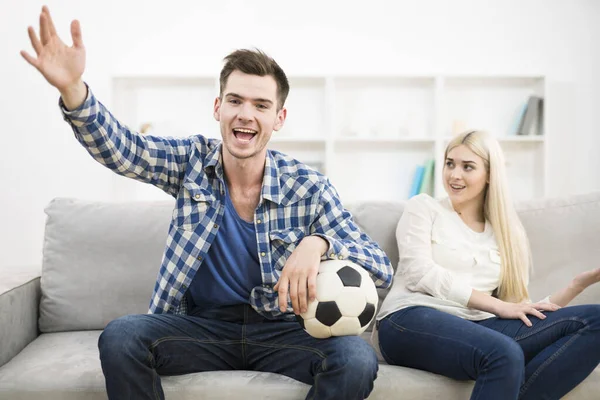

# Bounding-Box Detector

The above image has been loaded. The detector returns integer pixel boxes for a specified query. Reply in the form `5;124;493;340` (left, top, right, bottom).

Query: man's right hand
21;6;87;110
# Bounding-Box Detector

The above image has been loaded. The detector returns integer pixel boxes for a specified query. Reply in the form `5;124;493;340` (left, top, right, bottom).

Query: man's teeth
233;128;256;134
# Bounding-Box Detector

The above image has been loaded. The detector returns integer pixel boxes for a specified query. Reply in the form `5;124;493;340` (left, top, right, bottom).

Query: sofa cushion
39;193;600;333
0;331;597;399
39;198;175;332
515;192;600;304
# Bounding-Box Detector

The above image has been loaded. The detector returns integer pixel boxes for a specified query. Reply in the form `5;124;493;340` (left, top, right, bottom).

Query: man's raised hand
21;6;87;108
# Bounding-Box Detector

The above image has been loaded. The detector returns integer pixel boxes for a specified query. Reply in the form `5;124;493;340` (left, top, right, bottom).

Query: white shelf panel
334;76;435;139
335;137;435;146
111;74;548;203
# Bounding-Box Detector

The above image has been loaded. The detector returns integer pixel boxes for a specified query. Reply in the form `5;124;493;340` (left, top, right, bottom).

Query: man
22;6;393;400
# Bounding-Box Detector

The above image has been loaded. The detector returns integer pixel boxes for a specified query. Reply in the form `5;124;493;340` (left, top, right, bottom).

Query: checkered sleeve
310;178;393;288
59;84;195;197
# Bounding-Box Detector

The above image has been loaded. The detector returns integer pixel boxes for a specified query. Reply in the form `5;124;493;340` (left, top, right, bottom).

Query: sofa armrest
0;266;41;368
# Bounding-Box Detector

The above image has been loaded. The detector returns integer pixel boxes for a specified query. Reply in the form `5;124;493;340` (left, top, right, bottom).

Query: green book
418;159;435;196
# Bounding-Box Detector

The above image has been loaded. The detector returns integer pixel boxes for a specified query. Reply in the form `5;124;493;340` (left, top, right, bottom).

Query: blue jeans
378;304;600;400
98;304;378;400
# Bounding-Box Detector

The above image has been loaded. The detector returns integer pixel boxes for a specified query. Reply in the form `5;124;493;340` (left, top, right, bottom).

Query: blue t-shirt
188;185;262;310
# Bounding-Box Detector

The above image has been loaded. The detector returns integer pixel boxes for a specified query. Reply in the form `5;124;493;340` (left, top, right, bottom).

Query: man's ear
213;97;221;121
273;107;287;131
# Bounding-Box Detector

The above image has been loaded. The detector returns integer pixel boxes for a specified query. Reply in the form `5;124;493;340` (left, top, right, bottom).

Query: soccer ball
297;260;379;339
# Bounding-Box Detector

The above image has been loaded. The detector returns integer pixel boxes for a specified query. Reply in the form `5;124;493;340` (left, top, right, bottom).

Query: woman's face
443;144;488;208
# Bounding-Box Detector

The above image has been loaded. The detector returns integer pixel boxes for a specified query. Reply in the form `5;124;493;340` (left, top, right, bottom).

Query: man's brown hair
220;49;290;110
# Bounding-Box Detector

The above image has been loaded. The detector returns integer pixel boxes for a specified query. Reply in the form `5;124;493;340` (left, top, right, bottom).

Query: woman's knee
484;336;525;373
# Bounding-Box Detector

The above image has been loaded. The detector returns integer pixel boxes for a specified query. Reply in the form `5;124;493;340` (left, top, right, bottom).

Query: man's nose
237;102;254;122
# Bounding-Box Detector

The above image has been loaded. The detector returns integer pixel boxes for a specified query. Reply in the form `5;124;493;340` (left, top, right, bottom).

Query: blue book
513;102;528;135
409;165;425;198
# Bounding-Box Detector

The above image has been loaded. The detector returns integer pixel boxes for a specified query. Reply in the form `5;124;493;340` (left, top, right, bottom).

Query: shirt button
338;255;344;260
257;219;262;224
197;255;202;261
330;253;336;258
213;224;218;229
261;252;266;257
194;194;201;200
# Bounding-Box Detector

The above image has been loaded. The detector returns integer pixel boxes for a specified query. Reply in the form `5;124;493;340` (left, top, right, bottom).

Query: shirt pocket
431;230;476;273
269;227;306;270
173;179;214;231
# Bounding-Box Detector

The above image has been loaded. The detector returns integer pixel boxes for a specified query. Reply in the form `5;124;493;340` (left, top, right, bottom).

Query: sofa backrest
39;193;600;333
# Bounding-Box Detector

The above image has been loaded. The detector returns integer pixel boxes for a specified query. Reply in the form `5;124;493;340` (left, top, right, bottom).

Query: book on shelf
418;159;435;196
409;165;425;198
516;96;544;135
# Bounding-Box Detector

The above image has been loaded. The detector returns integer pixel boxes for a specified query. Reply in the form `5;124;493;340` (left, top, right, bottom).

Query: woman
375;130;600;400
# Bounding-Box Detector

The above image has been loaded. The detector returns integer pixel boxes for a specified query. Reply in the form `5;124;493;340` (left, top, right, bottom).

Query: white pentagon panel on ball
317;260;346;274
330;316;363;337
335;288;366;317
315;272;344;302
360;276;379;306
303;318;332;339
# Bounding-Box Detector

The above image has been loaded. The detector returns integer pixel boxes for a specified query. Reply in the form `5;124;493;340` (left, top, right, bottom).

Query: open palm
21;6;85;92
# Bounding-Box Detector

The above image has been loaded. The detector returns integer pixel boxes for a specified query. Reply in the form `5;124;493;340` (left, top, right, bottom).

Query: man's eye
229;99;240;104
445;161;453;167
256;104;267;109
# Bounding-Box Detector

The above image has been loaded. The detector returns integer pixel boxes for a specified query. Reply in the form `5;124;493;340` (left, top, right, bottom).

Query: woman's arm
548;268;600;307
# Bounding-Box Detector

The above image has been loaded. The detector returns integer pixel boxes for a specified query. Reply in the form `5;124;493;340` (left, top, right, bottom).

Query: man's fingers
27;26;43;55
39;12;50;45
298;276;308;314
277;276;289;312
71;20;83;48
20;50;39;69
42;6;58;37
289;276;299;315
307;273;317;302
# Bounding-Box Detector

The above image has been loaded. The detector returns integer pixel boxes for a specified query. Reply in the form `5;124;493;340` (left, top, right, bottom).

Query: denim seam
242;319;248;369
245;340;327;359
149;336;244;349
385;315;482;350
519;328;585;396
147;352;160;400
512;317;586;341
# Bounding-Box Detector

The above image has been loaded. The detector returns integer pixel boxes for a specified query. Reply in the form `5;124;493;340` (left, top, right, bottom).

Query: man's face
214;70;286;161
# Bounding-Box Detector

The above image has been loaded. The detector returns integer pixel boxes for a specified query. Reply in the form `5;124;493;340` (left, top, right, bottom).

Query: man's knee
98;314;147;363
330;336;378;377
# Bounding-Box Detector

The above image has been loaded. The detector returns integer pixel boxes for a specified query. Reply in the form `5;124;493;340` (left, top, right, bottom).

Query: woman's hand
494;301;561;327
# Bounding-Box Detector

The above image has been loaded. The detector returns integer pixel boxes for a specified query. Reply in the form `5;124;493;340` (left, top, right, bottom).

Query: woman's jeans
378;304;600;400
98;304;378;400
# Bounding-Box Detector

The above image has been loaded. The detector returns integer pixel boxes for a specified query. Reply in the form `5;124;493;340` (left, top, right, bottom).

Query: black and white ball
297;260;379;338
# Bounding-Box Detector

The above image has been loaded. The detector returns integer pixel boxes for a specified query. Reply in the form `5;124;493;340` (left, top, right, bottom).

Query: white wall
1;0;599;269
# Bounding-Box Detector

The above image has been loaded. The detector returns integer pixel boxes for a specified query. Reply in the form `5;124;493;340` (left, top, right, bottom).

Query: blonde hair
445;130;531;302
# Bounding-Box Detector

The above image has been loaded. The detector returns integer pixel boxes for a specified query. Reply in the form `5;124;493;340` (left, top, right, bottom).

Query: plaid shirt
61;86;393;319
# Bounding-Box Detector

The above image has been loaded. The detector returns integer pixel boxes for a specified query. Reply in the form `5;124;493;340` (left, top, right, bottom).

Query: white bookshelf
111;74;546;203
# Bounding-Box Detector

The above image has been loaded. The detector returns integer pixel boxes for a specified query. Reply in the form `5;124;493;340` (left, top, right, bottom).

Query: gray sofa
1;192;599;399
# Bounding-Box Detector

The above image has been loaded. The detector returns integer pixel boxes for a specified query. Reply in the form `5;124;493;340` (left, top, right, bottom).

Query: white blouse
377;193;501;322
